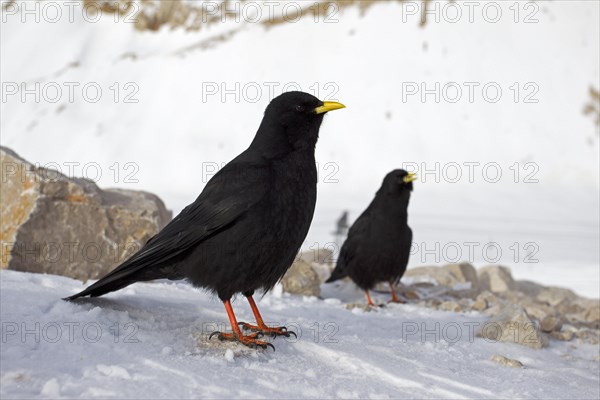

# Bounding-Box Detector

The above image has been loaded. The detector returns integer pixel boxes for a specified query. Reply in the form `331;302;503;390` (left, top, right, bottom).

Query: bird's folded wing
86;159;270;284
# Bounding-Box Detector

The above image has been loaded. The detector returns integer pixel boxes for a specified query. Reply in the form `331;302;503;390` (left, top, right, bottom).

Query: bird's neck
251;123;319;159
372;191;410;224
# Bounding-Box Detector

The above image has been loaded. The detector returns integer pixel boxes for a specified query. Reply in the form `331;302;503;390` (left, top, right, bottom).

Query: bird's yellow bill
314;101;346;114
403;173;417;183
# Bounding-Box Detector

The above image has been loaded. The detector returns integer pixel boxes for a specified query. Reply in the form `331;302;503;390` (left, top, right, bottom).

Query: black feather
65;91;334;302
326;170;413;290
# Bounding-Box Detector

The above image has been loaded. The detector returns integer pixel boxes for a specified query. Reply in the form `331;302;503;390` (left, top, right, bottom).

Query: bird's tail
63;276;137;300
63;258;155;301
325;264;348;283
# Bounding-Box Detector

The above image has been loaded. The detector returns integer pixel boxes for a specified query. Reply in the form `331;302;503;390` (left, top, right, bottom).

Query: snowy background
1;1;599;398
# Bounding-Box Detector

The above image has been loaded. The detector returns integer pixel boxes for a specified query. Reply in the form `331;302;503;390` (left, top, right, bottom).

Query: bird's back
182;147;318;299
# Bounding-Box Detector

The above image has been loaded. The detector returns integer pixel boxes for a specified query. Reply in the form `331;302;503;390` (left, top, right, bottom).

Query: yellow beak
403;173;417;183
314;101;346;115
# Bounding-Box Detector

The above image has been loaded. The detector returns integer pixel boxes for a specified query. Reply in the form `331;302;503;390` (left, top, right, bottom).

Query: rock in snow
490;354;524;368
478;304;547;349
0;146;171;281
281;259;321;297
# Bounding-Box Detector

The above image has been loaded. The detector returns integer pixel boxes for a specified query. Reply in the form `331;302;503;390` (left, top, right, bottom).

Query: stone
520;301;554;322
478;304;547;349
574;328;600;344
439;301;461;312
298;247;335;265
1;146;171;281
477;265;515;293
472;297;488;312
404;262;478;289
280;259;321;297
444;262;479;289
490;354;524;368
536;287;578;306
550;330;574;341
513;280;545;298
310;262;335;284
540;315;563;333
584;304;600;324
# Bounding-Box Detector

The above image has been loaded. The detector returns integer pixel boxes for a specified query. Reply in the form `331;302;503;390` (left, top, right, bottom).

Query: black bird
326;170;415;305
64;91;345;349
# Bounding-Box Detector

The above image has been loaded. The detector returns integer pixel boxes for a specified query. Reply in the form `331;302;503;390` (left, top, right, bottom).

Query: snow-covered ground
1;269;599;399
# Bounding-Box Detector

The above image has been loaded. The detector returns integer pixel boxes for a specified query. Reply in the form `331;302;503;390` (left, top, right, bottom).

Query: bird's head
256;91;345;154
382;169;417;195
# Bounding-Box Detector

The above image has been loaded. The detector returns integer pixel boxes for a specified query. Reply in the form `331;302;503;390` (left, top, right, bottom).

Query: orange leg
238;295;296;338
365;290;375;306
388;282;405;303
209;299;274;350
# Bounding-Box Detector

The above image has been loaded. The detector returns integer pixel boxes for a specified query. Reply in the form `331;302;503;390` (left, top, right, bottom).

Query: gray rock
514;280;545;297
439;300;462;312
280;259;321;297
520;301;554;322
404;262;478;289
298;247;335;265
585;304;600;325
540;315;563;333
445;262;479;289
1;146;171;281
477;265;515;293
472;297;488;312
536;286;578;306
490;354;524;368
550;330;574;341
478;304;547;349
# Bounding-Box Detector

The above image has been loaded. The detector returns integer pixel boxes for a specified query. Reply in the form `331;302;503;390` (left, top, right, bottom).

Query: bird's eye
295;105;305;112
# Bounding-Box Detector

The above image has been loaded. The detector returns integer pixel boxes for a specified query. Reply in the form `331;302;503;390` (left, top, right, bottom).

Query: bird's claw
208;331;274;351
238;322;297;338
387;299;406;304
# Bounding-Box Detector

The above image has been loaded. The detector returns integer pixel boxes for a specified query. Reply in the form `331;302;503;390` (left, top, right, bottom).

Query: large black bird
326;170;415;305
65;91;345;349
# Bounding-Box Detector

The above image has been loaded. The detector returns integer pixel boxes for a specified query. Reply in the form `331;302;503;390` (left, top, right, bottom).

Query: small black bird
326;170;415;305
65;92;345;349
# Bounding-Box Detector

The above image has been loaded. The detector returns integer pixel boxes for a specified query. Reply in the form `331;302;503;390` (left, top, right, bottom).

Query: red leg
238;295;296;338
388;282;405;303
365;290;375;306
209;299;274;350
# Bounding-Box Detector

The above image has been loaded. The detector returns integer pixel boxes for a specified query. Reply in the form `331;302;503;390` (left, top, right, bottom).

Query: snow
1;269;599;399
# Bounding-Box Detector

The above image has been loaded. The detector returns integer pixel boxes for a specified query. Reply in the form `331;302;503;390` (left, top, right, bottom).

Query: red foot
238;322;297;338
209;331;275;351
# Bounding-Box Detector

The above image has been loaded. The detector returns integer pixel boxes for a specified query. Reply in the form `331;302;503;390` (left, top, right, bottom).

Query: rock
311;262;335;284
520;301;554;322
585;304;600;325
298;247;334;265
404;266;451;285
404;262;478;289
472;297;488;311
1;146;171;281
445;262;479;289
280;259;321;297
477;265;515;293
490;354;524;368
540;315;563;333
536;287;578;306
574;328;600;344
513;280;545;298
439;301;461;312
550;330;574;341
478;304;547;349
475;291;501;312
